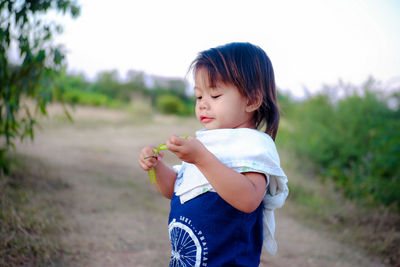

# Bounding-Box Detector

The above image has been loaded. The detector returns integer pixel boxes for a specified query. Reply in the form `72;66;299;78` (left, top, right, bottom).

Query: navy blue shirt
168;192;263;267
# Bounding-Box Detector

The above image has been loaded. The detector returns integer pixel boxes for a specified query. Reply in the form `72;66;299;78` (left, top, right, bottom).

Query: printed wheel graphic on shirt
169;219;202;267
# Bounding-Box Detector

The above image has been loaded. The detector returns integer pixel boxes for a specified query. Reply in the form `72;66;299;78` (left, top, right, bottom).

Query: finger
140;164;151;172
142;147;158;159
166;139;179;152
147;156;158;165
169;135;185;146
157;151;164;160
138;160;151;171
140;152;155;163
140;152;154;160
142;158;157;170
140;147;154;158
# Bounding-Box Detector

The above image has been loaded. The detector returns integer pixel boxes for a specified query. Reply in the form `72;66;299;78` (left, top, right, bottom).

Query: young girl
138;42;288;266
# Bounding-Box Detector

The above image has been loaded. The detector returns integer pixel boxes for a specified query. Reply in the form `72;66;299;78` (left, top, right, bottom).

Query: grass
280;149;400;266
0;154;70;266
2;103;398;266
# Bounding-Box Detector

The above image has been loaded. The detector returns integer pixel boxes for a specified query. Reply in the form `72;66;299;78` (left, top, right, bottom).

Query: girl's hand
138;146;164;171
166;135;208;164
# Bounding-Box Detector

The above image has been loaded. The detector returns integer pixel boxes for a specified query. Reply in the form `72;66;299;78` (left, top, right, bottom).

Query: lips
200;116;213;123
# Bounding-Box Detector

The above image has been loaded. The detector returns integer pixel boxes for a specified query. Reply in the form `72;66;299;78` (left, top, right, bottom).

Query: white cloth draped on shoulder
172;128;289;255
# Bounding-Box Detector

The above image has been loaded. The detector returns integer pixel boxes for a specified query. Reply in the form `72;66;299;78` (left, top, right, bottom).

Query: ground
15;105;387;267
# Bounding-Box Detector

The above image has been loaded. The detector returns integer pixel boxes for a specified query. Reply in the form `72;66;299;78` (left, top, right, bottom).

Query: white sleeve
172;164;182;174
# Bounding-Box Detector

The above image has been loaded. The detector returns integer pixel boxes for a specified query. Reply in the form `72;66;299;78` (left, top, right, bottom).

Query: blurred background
1;0;399;266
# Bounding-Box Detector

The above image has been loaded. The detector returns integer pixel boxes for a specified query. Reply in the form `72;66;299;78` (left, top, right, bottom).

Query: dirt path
16;106;386;267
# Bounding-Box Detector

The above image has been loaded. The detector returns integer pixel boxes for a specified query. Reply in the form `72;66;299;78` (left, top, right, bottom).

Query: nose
198;98;209;110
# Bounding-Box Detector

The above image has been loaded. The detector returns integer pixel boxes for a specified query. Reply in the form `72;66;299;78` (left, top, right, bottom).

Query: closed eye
211;95;222;99
196;96;202;100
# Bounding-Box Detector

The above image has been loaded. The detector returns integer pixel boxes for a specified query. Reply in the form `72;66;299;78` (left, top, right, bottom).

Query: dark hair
190;42;280;140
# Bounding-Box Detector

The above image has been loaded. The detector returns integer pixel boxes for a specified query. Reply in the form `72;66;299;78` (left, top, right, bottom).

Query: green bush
284;79;400;209
62;89;112;107
155;94;190;115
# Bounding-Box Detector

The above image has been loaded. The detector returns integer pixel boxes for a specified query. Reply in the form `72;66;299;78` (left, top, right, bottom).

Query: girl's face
194;68;256;130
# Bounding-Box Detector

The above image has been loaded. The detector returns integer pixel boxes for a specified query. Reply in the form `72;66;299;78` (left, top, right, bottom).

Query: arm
138;146;177;199
166;135;266;213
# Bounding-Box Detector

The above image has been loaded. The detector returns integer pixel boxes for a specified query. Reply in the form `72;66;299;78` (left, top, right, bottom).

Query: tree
92;70;123;100
0;0;80;173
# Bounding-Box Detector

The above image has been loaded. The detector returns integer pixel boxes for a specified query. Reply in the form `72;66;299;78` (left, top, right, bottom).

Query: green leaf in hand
148;135;188;184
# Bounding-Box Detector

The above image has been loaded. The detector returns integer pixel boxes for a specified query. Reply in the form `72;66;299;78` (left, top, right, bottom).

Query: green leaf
148;168;157;184
53;48;64;65
37;50;46;62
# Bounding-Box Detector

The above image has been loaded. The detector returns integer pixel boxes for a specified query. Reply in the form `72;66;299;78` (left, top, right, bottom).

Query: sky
53;0;400;97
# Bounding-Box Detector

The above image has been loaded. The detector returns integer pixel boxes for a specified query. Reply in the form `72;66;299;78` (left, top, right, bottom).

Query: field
9;104;388;266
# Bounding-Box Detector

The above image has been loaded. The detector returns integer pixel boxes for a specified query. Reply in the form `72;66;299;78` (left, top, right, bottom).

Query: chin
204;125;218;130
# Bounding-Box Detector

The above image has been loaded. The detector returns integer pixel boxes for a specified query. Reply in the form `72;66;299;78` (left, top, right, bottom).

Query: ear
245;92;263;113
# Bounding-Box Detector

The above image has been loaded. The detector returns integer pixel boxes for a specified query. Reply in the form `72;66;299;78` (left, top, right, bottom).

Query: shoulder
196;128;274;145
195;128;279;161
235;128;274;144
233;128;277;155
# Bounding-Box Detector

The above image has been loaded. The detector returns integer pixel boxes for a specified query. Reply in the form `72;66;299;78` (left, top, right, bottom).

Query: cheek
194;104;200;118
